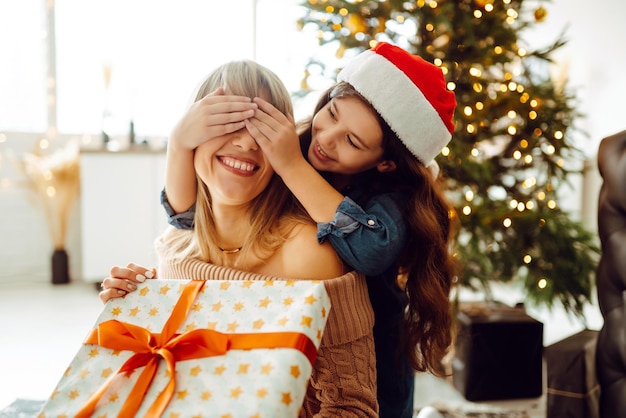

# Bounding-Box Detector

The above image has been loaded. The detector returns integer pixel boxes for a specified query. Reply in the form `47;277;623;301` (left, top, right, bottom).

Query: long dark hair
298;81;457;375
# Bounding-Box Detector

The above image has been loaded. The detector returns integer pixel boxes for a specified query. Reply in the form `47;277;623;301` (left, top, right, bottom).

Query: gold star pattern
78;368;90;379
304;294;317;305
259;297;271;308
108;392;119;402
229;387;243;399
169;413;180;418
242;281;253;288
277;317;289;326
317;329;323;341
252;319;264;329
139;286;150;296
101;367;113;378
111;350;122;356
184;322;197;332
190;366;202;376
220;414;233;418
284;280;296;287
68;389;79;400
88;348;100;357
263;280;274;287
207;321;218;329
201;391;212;401
50;388;59;399
176;390;188;400
96;414;107;418
281;392;293;406
321;307;327;318
227;321;239;332
149;307;159;316
159;284;171;295
129;306;140;317
110;306;122;316
283;297;294;306
290;365;301;378
63;366;71;377
192;415;203;418
233;302;244;311
214;364;227;375
192;302;203;312
260;363;273;375
301;315;313;327
256;388;268;399
212;301;223;312
220;282;231;290
237;364;249;374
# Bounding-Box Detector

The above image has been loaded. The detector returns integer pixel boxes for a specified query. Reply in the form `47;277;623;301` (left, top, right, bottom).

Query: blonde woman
101;60;378;417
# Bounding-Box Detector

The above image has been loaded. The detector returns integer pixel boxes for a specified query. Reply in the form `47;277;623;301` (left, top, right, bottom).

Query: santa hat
337;42;456;170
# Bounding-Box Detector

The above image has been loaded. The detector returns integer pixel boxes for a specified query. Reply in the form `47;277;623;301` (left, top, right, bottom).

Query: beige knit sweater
157;251;379;417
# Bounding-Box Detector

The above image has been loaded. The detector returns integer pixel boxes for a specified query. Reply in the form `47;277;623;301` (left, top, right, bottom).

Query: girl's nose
231;129;259;151
317;127;340;150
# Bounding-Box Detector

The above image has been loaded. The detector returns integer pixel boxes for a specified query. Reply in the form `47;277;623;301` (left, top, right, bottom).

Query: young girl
163;43;458;417
102;60;378;416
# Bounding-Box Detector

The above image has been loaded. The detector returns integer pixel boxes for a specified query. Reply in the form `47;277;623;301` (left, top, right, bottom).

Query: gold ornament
336;44;347;58
344;14;366;34
534;6;547;22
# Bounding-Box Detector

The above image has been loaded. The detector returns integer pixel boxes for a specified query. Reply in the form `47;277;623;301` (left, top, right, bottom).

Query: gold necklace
219;246;242;254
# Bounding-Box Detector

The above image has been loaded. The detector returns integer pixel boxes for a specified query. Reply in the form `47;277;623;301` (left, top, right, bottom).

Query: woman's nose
231;129;259;151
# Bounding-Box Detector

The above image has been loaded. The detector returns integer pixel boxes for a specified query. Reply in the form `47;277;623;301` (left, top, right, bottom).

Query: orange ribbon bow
76;280;318;418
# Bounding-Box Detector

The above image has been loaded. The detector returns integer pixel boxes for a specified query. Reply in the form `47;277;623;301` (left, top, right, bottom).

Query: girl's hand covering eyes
245;97;304;177
169;87;258;152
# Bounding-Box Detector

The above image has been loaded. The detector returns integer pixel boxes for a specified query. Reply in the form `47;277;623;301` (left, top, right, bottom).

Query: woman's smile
218;155;259;176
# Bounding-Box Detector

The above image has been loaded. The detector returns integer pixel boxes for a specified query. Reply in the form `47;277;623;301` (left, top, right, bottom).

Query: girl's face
308;96;386;175
194;127;274;208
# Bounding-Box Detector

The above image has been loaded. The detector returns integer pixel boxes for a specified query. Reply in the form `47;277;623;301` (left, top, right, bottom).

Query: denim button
367;219;375;226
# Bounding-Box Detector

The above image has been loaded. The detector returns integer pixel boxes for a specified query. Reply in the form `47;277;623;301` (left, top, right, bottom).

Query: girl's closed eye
328;106;337;120
346;135;359;149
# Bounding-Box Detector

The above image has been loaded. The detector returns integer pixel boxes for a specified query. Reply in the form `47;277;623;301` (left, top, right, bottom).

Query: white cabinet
80;149;167;282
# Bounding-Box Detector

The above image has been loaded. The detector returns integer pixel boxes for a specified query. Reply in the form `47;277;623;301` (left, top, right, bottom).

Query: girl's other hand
169;87;258;152
99;263;156;304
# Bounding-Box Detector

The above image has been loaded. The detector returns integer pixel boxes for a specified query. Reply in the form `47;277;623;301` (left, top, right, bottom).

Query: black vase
52;248;70;284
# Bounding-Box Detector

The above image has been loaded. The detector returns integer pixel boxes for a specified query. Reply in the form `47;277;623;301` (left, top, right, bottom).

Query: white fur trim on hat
338;46;454;167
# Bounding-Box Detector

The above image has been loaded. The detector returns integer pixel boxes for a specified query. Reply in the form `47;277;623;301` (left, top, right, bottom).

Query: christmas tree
297;0;599;317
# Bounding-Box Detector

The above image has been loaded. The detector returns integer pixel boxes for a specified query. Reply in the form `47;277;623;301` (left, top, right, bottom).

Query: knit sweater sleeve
157;246;378;417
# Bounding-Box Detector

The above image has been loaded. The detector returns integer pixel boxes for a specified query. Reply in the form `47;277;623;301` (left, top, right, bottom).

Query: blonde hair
159;60;309;270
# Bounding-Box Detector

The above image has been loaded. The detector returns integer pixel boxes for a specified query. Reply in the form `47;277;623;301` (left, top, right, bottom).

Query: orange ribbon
76;280;319;418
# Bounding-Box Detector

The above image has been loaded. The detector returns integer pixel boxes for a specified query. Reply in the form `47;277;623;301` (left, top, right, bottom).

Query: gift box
39;278;331;418
546;329;600;418
452;303;543;402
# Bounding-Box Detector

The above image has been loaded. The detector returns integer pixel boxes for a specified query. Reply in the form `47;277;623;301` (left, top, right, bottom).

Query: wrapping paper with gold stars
38;279;331;418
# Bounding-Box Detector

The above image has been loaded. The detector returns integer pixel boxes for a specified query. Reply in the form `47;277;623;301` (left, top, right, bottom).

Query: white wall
527;1;626;233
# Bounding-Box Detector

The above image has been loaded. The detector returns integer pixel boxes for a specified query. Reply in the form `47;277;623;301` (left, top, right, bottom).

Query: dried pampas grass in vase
15;140;81;284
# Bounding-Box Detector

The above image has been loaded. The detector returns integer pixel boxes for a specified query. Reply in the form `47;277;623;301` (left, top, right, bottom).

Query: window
0;0;313;140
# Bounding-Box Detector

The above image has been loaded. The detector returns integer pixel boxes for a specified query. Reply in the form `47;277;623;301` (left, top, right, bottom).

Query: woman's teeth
221;157;256;172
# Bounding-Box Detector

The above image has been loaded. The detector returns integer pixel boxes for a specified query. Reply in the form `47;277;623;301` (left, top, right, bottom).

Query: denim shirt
317;190;408;276
161;186;414;418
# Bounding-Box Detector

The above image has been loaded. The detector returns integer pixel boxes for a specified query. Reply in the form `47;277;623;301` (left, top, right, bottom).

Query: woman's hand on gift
99;263;156;303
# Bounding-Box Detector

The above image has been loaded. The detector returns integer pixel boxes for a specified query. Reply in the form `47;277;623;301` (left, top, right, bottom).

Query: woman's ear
376;160;397;173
